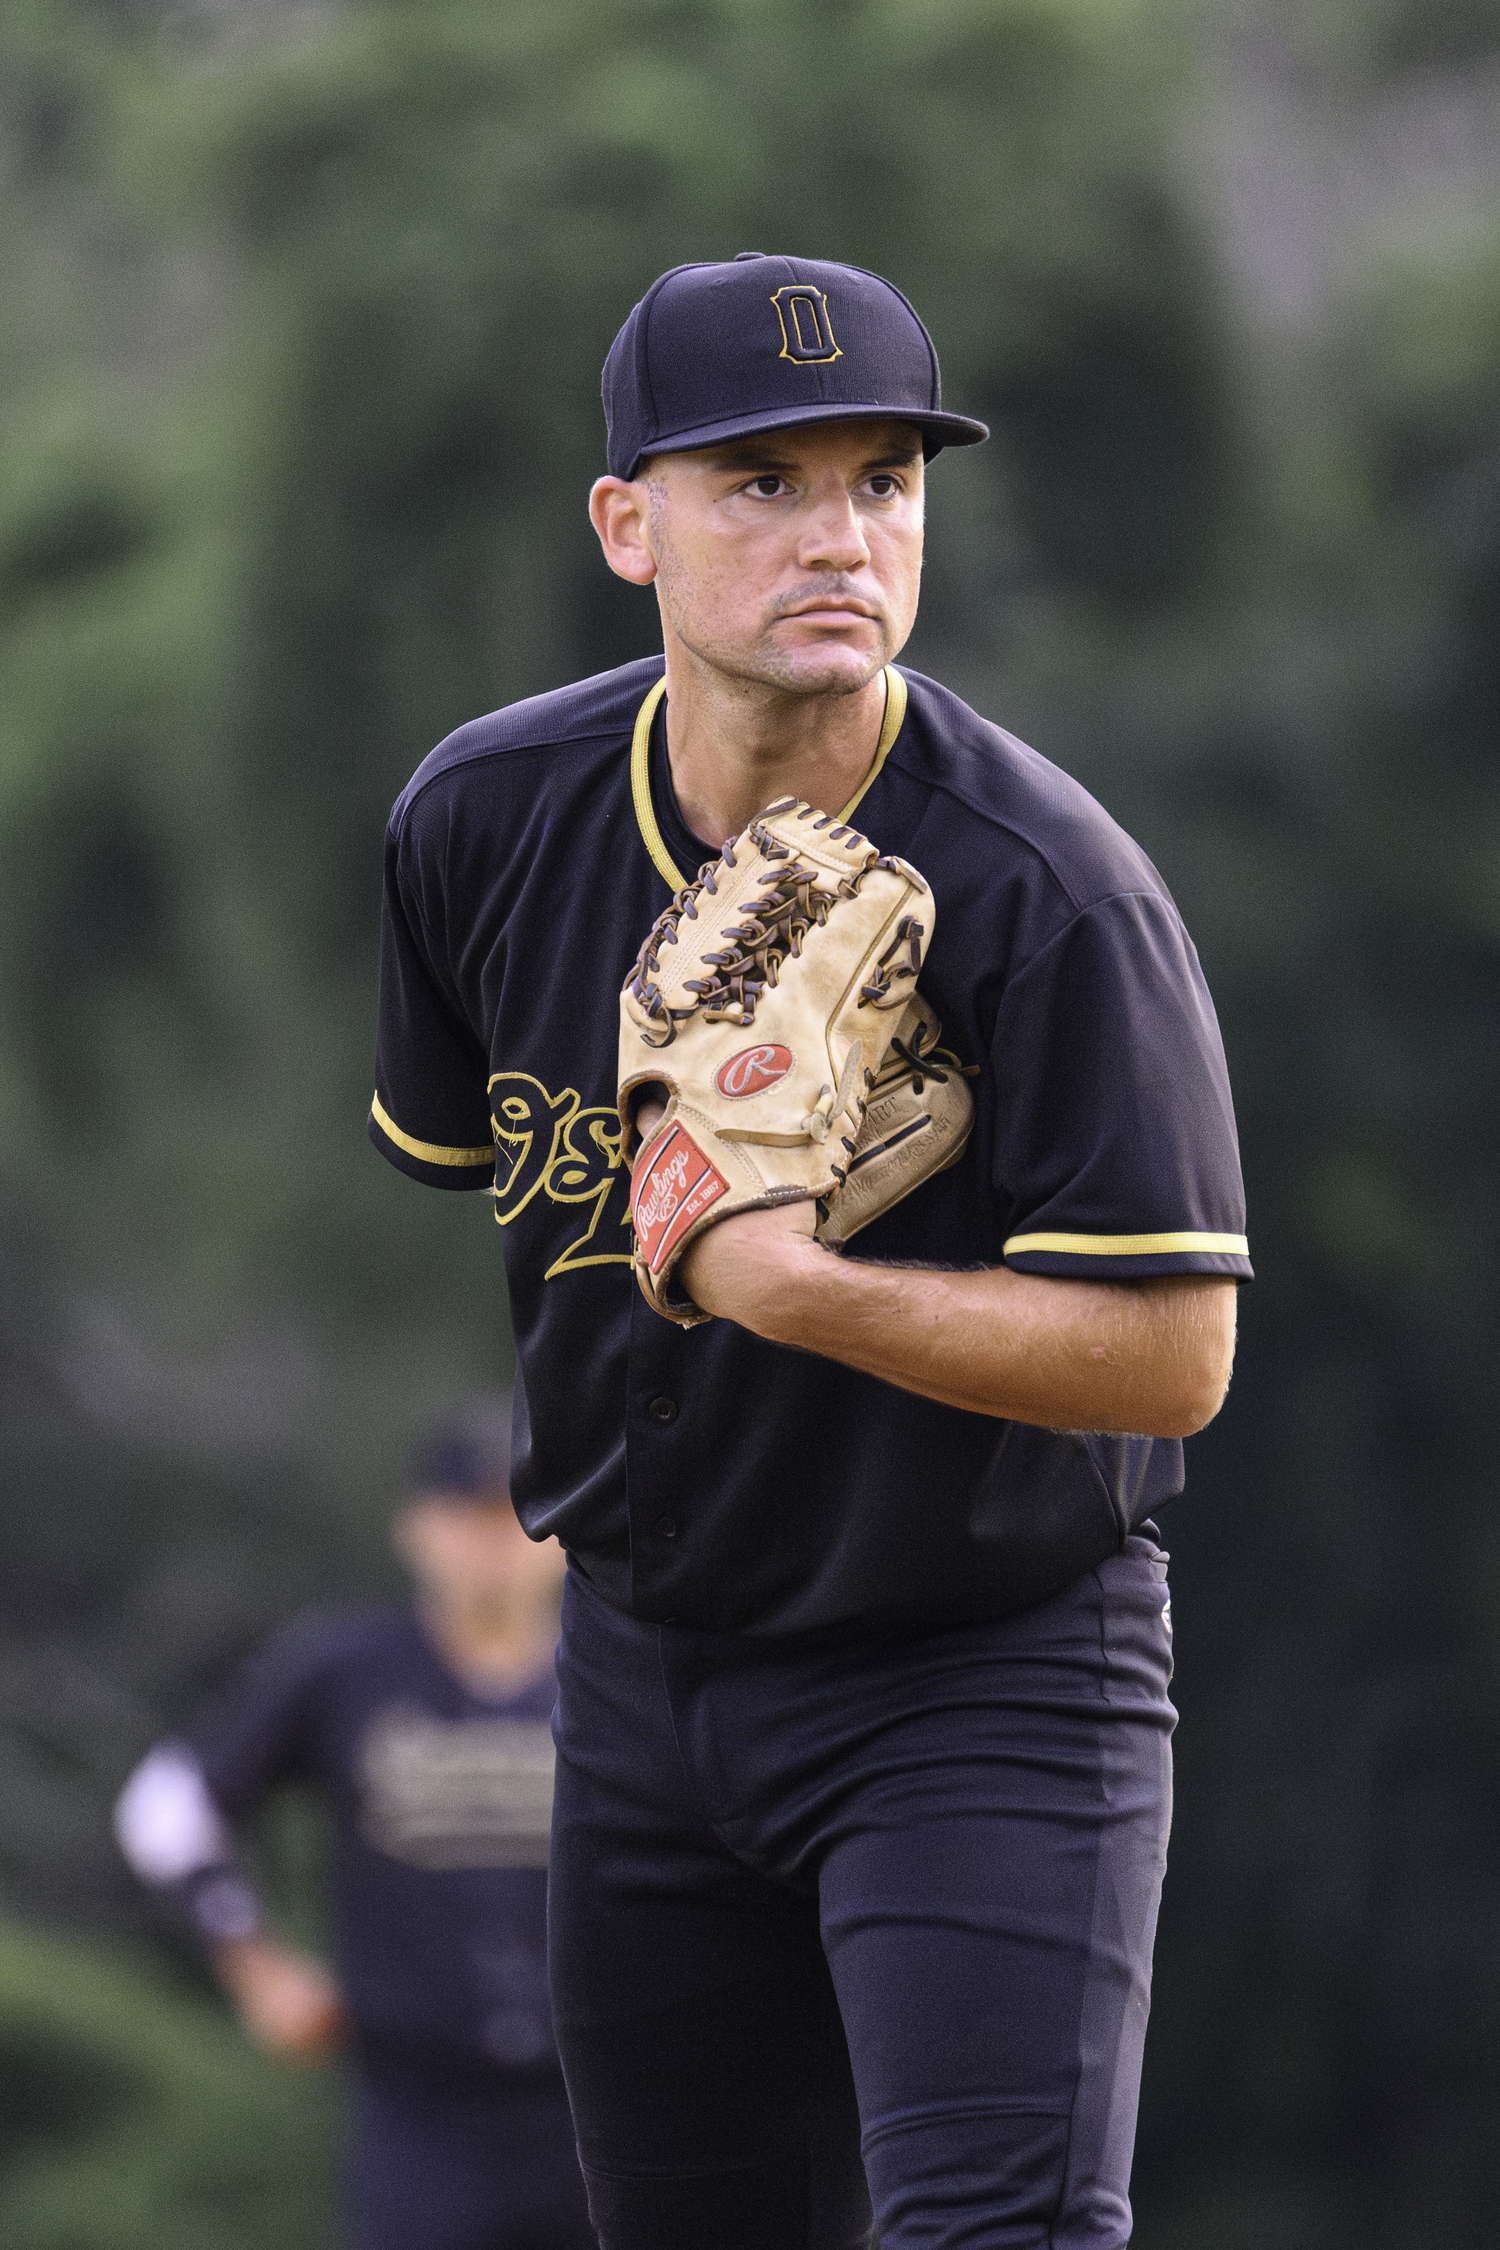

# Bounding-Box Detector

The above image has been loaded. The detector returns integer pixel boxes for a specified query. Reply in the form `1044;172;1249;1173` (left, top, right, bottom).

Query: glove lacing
628;807;923;1050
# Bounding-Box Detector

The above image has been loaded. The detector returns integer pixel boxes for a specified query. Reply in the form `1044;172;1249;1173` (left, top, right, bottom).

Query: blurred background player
113;1399;593;2250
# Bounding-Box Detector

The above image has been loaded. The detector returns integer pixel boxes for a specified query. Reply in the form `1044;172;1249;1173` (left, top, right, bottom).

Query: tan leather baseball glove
816;993;978;1248
618;796;933;1324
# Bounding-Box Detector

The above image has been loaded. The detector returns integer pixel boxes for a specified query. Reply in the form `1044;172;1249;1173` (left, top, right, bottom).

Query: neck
417;1589;557;1696
660;635;889;847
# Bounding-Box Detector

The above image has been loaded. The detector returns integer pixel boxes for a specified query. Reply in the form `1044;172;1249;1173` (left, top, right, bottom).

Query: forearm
683;1217;1237;1436
114;1741;346;2059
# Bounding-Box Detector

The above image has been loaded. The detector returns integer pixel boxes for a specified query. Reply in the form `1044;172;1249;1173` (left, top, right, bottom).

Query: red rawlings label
715;1044;793;1099
631;1123;729;1275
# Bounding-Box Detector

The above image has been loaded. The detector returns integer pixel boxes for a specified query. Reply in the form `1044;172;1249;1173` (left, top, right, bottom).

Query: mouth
777;597;879;628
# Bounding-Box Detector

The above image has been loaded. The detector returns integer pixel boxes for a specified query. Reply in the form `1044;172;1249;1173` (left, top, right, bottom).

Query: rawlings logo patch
715;1044;793;1099
631;1123;728;1274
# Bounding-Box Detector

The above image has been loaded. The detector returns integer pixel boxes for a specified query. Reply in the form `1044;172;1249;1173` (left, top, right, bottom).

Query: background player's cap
602;252;989;479
406;1394;512;1501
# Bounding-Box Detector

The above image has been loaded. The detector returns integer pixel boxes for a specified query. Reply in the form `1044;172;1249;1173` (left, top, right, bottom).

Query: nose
796;482;870;574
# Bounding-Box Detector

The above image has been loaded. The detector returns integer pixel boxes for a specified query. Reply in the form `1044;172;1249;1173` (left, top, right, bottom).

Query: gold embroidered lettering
488;1071;634;1277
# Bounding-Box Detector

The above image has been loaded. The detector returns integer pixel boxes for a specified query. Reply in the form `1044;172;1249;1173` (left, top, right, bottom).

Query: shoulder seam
390;659;667;832
883;746;1161;917
999;887;1191;996
393;721;634;832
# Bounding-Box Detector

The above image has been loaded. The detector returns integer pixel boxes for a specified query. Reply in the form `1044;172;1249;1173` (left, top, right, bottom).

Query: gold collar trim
629;666;908;891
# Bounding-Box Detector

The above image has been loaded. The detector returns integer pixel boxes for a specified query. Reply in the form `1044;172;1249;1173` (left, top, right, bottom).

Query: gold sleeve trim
370;1092;494;1169
1004;1228;1250;1258
629;666;908;891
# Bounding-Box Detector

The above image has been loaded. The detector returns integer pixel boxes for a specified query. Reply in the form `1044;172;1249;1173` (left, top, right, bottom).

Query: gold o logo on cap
771;287;842;365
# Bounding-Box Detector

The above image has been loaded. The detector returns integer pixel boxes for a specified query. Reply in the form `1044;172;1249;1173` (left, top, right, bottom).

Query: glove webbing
628;806;923;1051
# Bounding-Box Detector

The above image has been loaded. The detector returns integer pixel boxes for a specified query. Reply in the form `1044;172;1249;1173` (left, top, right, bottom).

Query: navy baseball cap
602;252;989;480
406;1395;512;1500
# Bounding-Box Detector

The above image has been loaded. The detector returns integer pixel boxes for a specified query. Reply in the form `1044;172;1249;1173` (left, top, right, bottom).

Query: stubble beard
673;619;888;701
649;491;892;702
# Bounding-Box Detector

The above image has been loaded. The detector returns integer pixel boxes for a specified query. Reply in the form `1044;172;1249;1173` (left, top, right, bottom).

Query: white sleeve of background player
113;1741;235;1885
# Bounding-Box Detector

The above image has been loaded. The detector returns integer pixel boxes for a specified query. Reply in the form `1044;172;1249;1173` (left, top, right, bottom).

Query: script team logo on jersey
715;1044;793;1099
488;1070;633;1278
631;1122;727;1275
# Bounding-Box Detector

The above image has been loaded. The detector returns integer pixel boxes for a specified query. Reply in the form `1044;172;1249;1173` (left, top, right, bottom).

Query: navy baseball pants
549;1539;1175;2250
339;2064;596;2250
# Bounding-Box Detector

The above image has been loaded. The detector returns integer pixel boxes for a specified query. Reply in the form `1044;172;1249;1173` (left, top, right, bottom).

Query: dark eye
751;475;784;497
868;475;899;497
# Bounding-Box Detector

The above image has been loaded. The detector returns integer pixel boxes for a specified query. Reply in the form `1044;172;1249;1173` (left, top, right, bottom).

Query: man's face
637;418;925;697
393;1492;566;1610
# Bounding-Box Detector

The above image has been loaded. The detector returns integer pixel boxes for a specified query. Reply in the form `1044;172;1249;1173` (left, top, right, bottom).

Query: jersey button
648;1396;678;1424
656;1515;679;1538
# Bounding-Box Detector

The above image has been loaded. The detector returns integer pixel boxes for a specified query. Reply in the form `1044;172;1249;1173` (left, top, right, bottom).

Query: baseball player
367;255;1249;2248
114;1406;593;2250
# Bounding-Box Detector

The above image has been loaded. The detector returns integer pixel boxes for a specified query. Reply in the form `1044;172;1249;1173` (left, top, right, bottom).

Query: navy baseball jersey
194;1608;560;2076
370;658;1250;1635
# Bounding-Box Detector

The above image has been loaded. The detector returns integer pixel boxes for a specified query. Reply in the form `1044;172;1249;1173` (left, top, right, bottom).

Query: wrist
736;1237;945;1373
732;1227;842;1344
677;1202;830;1332
181;1865;263;1948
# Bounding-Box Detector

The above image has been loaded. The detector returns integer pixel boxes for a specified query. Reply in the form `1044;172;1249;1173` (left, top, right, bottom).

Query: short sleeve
992;890;1252;1281
191;1614;337;1820
369;812;496;1191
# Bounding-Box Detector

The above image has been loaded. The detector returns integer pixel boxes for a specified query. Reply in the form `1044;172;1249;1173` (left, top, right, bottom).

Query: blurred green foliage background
0;0;1497;2241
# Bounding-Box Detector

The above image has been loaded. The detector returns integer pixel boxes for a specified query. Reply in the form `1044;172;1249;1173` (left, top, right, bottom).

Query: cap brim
624;401;989;478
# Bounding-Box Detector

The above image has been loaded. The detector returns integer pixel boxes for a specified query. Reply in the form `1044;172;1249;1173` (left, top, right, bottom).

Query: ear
589;476;658;586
